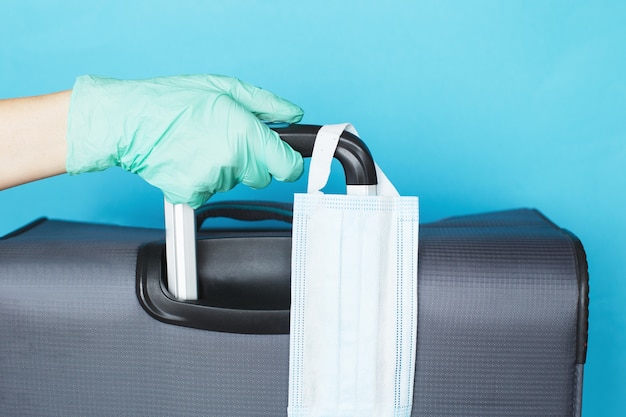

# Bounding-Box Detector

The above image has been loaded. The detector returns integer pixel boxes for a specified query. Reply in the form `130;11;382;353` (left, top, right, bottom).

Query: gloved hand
66;74;304;208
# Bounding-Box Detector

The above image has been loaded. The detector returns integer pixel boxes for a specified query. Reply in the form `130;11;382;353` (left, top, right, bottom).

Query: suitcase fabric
0;205;588;416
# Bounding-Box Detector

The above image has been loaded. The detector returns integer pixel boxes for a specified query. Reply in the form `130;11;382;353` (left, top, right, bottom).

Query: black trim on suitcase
136;240;291;334
565;230;589;365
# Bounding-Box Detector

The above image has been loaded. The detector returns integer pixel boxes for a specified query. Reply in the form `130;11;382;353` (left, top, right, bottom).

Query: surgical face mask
288;124;419;417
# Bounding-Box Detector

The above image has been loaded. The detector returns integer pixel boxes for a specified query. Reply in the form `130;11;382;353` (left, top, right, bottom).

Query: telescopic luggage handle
276;124;378;188
164;124;378;301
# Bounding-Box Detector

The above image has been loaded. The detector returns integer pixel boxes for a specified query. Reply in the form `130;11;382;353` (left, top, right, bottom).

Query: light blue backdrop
1;1;624;414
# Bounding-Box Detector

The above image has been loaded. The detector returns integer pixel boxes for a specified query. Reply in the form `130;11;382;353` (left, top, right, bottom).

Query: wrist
66;75;123;174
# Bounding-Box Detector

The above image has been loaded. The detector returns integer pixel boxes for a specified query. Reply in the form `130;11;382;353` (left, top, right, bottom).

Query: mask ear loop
308;123;399;197
307;123;350;194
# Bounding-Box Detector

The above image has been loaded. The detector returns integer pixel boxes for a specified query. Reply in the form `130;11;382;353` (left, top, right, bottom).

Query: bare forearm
0;90;70;190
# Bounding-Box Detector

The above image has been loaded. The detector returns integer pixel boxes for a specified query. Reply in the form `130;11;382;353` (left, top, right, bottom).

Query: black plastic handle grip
273;124;378;186
196;201;293;230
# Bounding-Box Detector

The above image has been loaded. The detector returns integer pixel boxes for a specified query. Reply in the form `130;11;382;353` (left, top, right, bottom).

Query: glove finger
155;74;304;123
241;168;272;190
240;122;303;188
260;127;304;182
225;77;304;124
186;190;215;210
161;185;214;210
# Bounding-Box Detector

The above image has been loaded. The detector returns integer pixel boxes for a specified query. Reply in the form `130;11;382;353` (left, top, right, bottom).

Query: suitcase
0;125;588;416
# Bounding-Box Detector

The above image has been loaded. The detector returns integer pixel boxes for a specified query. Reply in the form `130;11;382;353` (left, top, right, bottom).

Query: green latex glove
66;74;304;208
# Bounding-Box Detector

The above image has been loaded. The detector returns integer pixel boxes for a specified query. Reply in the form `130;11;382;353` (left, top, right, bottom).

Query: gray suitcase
0;125;588;416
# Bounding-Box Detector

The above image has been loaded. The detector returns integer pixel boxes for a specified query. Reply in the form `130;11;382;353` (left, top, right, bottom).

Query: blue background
1;1;624;414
